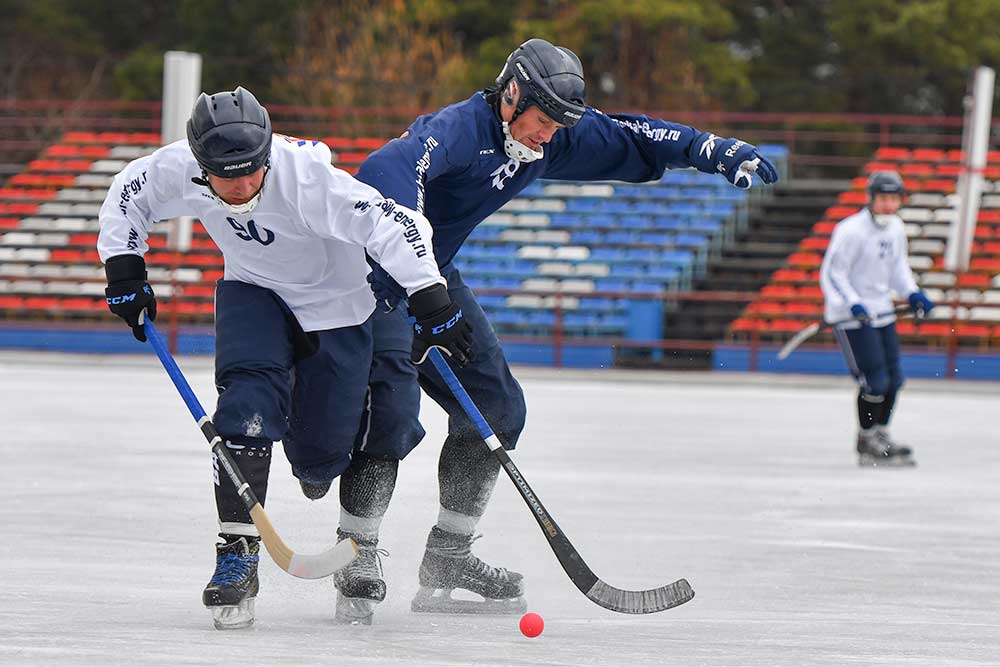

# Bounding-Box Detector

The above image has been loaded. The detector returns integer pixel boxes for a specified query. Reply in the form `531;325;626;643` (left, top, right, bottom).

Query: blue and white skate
202;537;259;630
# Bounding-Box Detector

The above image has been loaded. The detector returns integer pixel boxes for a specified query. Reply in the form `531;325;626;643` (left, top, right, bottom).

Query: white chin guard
872;213;898;228
216;190;262;215
205;169;267;214
502;122;544;163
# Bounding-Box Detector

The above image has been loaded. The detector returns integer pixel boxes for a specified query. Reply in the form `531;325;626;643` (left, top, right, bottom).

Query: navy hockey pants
213;280;374;483
367;265;527;454
834;322;904;397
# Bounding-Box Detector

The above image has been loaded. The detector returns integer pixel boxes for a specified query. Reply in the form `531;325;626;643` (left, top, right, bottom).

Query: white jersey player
819;170;934;466
97;87;473;629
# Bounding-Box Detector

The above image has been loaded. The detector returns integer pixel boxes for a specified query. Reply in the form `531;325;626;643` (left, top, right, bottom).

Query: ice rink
2;351;998;666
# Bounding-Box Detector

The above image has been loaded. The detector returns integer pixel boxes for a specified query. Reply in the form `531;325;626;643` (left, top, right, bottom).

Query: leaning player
97;87;471;628
819;170;934;466
320;38;779;617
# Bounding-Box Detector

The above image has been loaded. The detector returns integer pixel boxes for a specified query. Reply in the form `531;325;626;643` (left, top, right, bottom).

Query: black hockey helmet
496;38;586;128
186;86;272;178
867;170;905;200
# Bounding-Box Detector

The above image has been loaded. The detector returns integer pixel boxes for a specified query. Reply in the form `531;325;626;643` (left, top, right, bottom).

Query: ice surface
1;352;998;666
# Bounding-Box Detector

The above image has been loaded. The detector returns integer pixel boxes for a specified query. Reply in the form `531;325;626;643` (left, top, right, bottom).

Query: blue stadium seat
601;200;632;215
638;232;673;246
525;311;557;326
673;233;708;248
463;275;490;290
703;203;735;217
595;279;630;292
644;267;682;282
605;231;636;245
612;264;644;278
492;278;523;290
477;294;508;308
661;249;694;264
619;215;650;230
566;198;601;213
653;217;686;232
591;247;626;261
578;297;617;312
624;248;659;263
549;213;584;228
666;202;701;218
660;170;699;185
688;219;721;233
630;201;662;216
571;230;604;245
589;214;616;228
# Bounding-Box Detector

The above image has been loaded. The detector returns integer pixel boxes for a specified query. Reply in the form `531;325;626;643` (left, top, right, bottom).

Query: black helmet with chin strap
496;38;586;128
186;86;272;178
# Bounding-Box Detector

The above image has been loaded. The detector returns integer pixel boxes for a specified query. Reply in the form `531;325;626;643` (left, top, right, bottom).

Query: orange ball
519;612;544;638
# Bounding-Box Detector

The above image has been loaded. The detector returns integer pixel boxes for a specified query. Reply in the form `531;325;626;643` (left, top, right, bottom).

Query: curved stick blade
777;322;820;360
250;505;358;579
586;578;695;614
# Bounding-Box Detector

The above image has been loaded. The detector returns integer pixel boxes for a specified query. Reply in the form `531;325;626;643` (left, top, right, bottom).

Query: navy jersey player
334;38;780;616
820;170;934;466
97;87;470;628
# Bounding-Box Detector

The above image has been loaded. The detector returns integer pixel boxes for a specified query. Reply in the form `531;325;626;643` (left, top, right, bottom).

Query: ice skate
334;531;388;625
202;536;260;630
410;527;526;615
857;428;915;467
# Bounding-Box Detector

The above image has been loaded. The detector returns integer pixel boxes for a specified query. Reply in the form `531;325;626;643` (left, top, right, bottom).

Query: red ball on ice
519;612;544;638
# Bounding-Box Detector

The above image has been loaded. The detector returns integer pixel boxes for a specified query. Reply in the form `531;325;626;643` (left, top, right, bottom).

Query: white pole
947;66;994;273
162;51;202;254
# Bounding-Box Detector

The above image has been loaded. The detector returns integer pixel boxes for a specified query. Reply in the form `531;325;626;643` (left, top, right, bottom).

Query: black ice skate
857;428;915;467
411;527;526;615
202;536;260;630
334;531;387;625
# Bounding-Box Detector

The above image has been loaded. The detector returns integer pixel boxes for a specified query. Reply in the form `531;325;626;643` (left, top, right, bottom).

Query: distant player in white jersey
97;87;473;629
819;170;935;466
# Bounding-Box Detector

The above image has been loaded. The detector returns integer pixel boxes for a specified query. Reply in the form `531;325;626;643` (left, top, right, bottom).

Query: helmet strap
501;121;544;163
195;164;269;215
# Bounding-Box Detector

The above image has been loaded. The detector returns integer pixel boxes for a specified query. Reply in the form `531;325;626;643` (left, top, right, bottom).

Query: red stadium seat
800;237;829;251
787;252;822;268
911;148;946;162
874;147;911;161
837;191;867;205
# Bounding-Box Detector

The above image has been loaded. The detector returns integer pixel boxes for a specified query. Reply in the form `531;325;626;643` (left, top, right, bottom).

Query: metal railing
1;100;994;178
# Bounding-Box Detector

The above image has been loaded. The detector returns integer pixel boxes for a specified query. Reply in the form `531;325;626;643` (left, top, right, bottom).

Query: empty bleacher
1;131;783;355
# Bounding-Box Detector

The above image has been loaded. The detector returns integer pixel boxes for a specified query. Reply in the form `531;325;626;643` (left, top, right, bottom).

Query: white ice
1;351;999;666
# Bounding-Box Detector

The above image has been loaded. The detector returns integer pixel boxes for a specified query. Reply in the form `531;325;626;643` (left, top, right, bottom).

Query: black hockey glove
409;283;473;366
104;254;157;342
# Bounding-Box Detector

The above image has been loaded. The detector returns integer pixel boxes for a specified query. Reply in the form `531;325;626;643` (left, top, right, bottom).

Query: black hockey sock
339;450;399;518
857;391;884;430
438;433;500;518
214;439;272;529
877;389;898;426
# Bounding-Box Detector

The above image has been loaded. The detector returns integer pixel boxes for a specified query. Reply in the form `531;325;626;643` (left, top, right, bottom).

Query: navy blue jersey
357;92;728;271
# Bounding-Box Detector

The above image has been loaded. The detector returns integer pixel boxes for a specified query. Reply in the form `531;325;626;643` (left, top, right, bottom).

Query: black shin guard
857;390;884;430
438;434;501;517
339;450;399;518
214;439;272;533
878;389;898;426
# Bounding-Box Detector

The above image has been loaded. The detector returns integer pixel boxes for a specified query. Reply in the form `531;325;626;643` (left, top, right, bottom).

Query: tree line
3;0;1000;117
